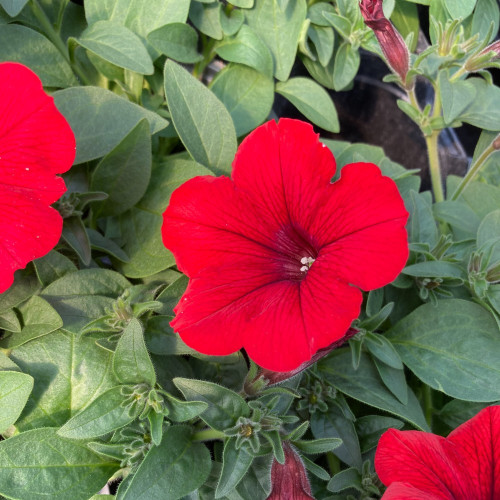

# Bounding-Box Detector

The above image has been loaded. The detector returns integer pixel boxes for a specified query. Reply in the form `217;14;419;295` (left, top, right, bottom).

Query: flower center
300;256;315;273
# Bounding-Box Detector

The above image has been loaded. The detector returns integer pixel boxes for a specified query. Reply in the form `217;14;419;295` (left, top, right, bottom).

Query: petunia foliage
0;0;500;499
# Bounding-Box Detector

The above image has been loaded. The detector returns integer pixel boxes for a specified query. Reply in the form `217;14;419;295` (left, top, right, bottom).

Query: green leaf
0;273;40;314
41;269;130;333
58;385;135;439
293;437;342;454
116;158;212;278
387;299;500;401
91;119;152;217
76;21;153;74
391;0;419;51
437;399;494;429
10;331;116;431
433;200;481;237
231;0;254;7
87;229;130;262
120;425;211;500
373;358;408;405
308;24;334;66
174;378;250;431
0;25;77;87
307;2;336;26
0;352;20;372
62;215;92;265
402;261;466;279
245;0;307;81
276;77;339;132
318;350;429;431
328;468;362;493
216;437;254;498
156;275;189;316
460;78;500;131
164;60;237;175
478;210;500;249
34;251;77;286
0;0;28;16
220;7;245;35
148;23;202;63
438;70;476;125
0;296;63;349
471;0;499;42
215;24;274;78
84;0;191;57
444;0;476;19
211;64;274;137
311;406;362;469
459;181;500;220
408;190;438;247
0;428;118;500
333;42;360;91
113;318;156;387
355;415;404;453
0;309;21;333
189;1;223;39
145;316;195;356
0;371;33;433
364;333;403;369
165;393;208;422
53;86;168;164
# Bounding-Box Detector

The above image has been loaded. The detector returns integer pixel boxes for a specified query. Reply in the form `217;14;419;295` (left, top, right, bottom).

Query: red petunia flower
375;405;500;499
162;118;408;371
0;63;75;293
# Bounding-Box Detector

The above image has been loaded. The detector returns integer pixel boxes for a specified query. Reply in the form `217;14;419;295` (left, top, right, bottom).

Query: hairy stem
451;134;500;200
192;428;226;442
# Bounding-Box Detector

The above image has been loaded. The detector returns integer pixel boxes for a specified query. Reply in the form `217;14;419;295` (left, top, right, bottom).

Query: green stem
425;131;445;203
326;452;340;476
192;429;226;442
408;87;421;112
30;0;90;85
423;385;433;428
451;135;500;200
449;66;468;82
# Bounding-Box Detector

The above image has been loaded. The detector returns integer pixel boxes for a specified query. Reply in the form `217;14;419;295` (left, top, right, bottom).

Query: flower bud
360;0;410;86
267;442;314;500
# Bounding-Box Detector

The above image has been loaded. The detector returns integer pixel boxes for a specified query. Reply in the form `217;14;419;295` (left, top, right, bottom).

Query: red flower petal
0;63;75;293
447;405;500;499
0;186;62;291
162;118;409;371
375;406;500;499
162;175;280;277
231;118;336;232
314;163;408;289
376;429;472;499
382;483;449;500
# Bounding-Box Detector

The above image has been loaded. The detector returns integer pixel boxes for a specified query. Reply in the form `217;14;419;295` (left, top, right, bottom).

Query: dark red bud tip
256;327;358;386
267;442;314;500
359;0;410;84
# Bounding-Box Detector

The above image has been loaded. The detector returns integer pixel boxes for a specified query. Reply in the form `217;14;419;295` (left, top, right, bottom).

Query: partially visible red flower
375;405;500;499
162;118;408;371
267;442;313;500
360;0;410;85
0;63;75;293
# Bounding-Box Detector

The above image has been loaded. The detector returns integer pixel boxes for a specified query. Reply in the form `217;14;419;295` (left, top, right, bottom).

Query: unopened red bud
267;442;314;500
360;0;410;85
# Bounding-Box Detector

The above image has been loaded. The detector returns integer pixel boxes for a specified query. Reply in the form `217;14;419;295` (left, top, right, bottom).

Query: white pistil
300;256;315;273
